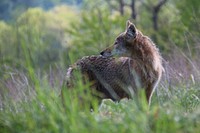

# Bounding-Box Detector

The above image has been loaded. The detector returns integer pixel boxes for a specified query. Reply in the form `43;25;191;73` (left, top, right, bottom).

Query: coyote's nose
100;51;104;55
100;50;112;57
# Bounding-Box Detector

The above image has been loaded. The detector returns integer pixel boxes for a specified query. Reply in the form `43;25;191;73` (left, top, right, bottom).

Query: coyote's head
100;20;140;57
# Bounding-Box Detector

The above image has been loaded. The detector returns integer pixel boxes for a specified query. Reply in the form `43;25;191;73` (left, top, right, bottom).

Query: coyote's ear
126;20;132;29
125;20;137;40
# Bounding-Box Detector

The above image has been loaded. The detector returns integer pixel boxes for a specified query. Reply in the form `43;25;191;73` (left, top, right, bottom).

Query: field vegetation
0;0;200;132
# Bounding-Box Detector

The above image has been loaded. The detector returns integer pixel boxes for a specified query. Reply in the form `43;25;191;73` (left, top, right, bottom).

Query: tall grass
0;27;200;132
0;50;200;133
0;83;199;133
0;33;200;132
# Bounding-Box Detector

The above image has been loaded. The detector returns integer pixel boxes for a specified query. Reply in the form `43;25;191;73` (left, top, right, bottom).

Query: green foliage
175;0;200;28
0;21;15;65
0;78;200;133
66;5;129;61
16;8;63;69
0;6;79;70
173;0;200;54
0;0;82;21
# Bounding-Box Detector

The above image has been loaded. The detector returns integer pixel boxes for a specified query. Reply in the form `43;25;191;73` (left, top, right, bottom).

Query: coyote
64;21;163;104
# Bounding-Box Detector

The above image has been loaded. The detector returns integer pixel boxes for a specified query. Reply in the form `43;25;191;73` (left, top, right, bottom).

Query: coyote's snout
100;21;137;58
63;20;164;105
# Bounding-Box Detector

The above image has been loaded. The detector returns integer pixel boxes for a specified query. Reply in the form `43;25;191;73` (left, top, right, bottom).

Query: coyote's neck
134;33;162;72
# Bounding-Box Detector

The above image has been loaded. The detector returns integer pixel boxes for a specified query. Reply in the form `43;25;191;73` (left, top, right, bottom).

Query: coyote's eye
114;41;118;45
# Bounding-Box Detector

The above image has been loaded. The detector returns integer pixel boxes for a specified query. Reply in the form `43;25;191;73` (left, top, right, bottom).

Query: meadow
0;64;200;133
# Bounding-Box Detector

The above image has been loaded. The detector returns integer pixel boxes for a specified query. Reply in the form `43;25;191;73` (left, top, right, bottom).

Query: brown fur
63;21;164;105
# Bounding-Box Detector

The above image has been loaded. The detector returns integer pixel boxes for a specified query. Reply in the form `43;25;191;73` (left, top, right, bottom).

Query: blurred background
0;0;200;100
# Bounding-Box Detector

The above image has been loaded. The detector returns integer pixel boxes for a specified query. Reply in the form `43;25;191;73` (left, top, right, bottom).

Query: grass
0;48;200;133
0;66;200;133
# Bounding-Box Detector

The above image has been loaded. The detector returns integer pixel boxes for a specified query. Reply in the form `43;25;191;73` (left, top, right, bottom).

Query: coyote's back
63;21;164;104
66;56;142;100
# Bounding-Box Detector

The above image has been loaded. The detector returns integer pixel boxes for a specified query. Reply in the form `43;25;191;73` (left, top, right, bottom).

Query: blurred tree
175;0;200;28
130;0;136;19
119;0;125;15
174;0;200;55
0;0;83;22
139;0;168;44
66;0;129;61
140;0;167;31
0;21;15;64
16;7;78;69
0;5;78;71
105;0;136;20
